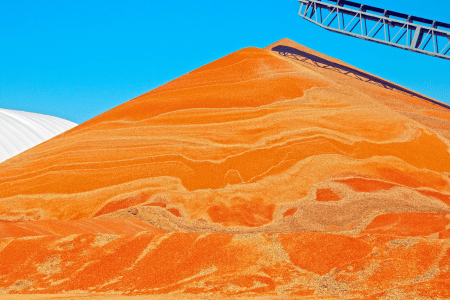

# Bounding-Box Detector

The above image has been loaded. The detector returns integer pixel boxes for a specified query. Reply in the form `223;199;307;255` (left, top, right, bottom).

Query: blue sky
1;0;449;124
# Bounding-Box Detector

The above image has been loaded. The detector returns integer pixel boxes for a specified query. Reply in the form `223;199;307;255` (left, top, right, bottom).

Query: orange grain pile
1;38;450;298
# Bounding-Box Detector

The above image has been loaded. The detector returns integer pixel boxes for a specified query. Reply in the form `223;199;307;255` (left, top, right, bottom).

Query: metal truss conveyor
297;0;450;60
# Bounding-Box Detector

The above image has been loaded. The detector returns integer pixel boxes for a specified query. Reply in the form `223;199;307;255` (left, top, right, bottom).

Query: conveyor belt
297;0;450;60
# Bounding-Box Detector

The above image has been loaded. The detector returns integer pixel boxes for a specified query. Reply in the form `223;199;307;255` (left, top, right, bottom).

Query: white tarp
0;108;77;163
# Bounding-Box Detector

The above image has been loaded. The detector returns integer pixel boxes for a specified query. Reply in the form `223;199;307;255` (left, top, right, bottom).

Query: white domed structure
0;108;77;163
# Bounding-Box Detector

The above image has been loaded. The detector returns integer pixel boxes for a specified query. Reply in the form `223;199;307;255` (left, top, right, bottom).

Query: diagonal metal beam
296;0;450;60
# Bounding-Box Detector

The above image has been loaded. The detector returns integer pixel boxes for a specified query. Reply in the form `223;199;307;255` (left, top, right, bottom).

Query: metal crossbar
297;0;450;60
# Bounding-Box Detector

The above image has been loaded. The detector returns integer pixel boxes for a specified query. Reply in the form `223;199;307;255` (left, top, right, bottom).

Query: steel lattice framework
297;0;450;60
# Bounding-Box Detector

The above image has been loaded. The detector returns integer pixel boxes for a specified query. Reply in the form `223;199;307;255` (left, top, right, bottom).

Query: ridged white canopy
0;108;77;163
